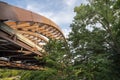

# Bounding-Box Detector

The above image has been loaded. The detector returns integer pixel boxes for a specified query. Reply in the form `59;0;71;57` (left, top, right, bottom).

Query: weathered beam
9;57;36;61
0;50;32;54
0;52;23;57
0;61;43;70
0;50;34;57
0;30;41;55
18;31;48;42
0;22;43;56
0;1;65;70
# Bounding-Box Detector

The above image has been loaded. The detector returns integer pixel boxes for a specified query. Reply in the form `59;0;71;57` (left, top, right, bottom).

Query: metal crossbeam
0;1;65;70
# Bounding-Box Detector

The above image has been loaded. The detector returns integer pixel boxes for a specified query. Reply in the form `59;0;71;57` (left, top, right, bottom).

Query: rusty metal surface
0;2;64;37
0;1;65;48
0;1;65;70
0;60;44;70
0;28;43;70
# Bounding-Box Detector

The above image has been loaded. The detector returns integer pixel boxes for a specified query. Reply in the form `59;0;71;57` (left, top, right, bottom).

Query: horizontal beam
10;57;36;61
0;61;43;70
0;22;42;56
0;52;23;57
18;31;48;42
0;50;32;54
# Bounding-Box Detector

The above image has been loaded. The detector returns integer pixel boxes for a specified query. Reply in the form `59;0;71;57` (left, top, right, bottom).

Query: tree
21;39;73;80
0;69;22;80
69;0;120;79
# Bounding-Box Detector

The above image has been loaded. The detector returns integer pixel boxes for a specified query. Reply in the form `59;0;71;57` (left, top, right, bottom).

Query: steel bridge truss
0;1;65;70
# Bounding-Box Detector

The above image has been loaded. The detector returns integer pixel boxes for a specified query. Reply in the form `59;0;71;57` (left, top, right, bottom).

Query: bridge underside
0;23;44;70
0;2;65;70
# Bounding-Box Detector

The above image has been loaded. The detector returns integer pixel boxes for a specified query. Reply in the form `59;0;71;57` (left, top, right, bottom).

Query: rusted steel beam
0;22;44;52
0;2;65;40
0;50;33;57
18;31;48;42
0;22;43;55
9;57;36;61
0;52;23;57
0;29;41;55
0;61;43;70
0;50;32;54
0;1;66;70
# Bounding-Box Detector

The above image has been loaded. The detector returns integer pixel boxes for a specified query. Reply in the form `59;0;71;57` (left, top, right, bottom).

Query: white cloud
26;2;75;25
36;11;74;25
25;0;86;37
63;0;77;7
62;28;71;38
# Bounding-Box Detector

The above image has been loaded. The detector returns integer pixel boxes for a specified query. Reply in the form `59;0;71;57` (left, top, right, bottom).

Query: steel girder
0;1;65;70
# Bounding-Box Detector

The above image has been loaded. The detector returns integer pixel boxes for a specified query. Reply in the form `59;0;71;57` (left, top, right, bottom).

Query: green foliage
114;0;120;9
69;0;120;79
0;69;21;80
43;39;69;69
0;69;20;78
21;39;71;80
0;0;120;80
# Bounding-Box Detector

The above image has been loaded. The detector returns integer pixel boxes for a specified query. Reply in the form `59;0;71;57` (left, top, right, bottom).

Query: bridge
0;2;65;70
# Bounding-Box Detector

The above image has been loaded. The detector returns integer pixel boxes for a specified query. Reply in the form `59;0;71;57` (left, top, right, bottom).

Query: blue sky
0;0;88;37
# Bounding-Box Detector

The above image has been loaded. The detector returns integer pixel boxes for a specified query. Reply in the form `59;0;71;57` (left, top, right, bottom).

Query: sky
0;0;88;37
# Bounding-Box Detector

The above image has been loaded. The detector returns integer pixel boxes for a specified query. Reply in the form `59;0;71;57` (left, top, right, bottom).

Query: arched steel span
0;2;65;70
